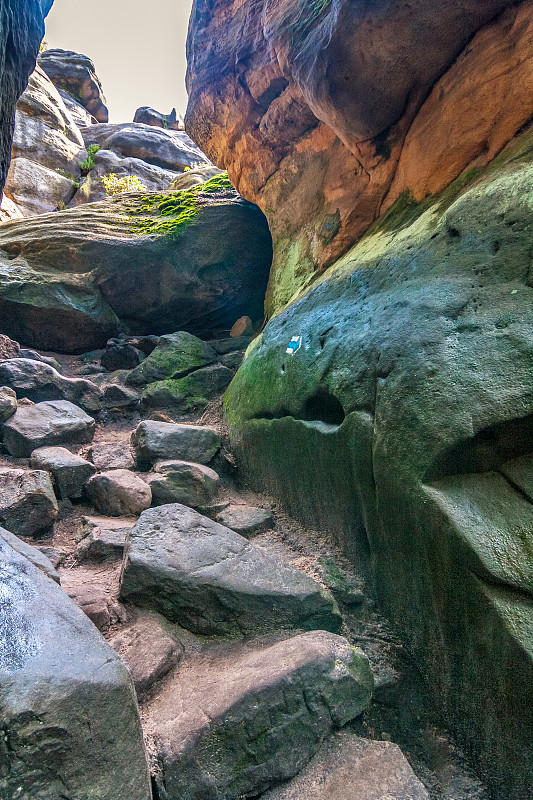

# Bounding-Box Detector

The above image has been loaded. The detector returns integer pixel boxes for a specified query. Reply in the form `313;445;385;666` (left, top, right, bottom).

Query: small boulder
89;441;135;470
131;420;221;466
230;315;254;337
145;460;220;507
0;334;20;360
0;358;101;412
149;631;373;800
101;382;140;409
120;504;341;636
216;505;274;537
0;468;58;537
109;613;183;701
101;342;143;371
0;386;17;421
75;515;134;562
209;336;252;355
66;585;112;630
260;731;429;800
0;525;60;582
30;446;96;500
141;364;234;414
86;470;152;517
2;400;95;457
126;331;217;387
220;350;245;370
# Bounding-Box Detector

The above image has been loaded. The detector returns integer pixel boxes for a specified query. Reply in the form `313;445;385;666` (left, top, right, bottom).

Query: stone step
146;630;373;800
120;503;342;636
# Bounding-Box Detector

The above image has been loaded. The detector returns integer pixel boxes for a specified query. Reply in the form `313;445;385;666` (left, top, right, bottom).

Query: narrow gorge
0;2;531;800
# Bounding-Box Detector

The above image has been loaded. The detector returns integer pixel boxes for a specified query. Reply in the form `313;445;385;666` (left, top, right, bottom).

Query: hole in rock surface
301;389;346;426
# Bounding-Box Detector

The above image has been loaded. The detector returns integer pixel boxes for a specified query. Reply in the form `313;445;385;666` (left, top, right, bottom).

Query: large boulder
119;503;341;635
3;400;95;457
0;535;152;800
132;420;221;466
6;156;78;215
0;468;58;537
186;0;532;314
147;631;373;800
0;358;101;412
38;48;109;122
0;174;272;352
224;156;533;798
0;524;59;582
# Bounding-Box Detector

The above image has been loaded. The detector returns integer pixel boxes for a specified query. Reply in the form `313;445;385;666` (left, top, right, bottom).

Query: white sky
44;0;194;123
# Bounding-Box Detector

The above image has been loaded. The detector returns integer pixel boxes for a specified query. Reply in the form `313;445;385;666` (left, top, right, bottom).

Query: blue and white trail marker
286;336;302;355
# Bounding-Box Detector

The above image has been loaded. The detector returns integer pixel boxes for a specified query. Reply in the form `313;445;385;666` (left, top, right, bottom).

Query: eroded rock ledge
186;0;533;313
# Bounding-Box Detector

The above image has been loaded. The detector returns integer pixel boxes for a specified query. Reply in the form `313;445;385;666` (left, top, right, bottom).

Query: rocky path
0;331;489;800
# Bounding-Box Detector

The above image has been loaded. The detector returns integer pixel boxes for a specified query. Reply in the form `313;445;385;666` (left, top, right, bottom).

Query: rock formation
0;0;53;195
186;1;533;797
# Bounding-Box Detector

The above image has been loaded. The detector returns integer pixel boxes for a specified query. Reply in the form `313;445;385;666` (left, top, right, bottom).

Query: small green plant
79;144;100;176
102;173;148;196
125;171;233;238
54;168;78;187
183;161;209;172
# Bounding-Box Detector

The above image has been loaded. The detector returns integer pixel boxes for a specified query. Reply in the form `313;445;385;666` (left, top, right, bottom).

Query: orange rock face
186;0;531;314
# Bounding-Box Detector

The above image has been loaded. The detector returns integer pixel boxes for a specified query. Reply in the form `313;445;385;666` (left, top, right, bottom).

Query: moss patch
123;172;234;239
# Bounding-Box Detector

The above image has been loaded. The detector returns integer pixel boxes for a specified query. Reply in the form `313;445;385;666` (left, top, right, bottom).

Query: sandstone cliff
186;3;533;797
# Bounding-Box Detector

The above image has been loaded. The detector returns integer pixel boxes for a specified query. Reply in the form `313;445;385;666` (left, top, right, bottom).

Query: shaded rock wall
186;1;533;797
0;0;53;195
186;0;533;314
225;147;533;800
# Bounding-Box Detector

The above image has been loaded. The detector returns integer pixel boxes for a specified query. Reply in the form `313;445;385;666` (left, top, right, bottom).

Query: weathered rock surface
147;631;373;800
3;399;95;457
0;536;152;800
0;358;101;412
0;0;53;196
186;0;532;313
216;504;274;537
224;156;533;798
133;105;184;130
0;524;59;582
120;504;341;635
109;613;183;701
30;446;96;500
88;440;135;470
0;467;58;537
261;730;429;800
38;48;109;122
75;515;134;562
82;121;207;171
132;420;221;466
142;363;234;414
126;331;216;386
0;175;272;352
86;469;152;517
0;385;17;421
145;460;220;507
0;333;20;360
4;65;84;215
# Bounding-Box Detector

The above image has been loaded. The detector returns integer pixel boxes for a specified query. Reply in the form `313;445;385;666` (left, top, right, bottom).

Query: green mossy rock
226;155;533;799
126;331;216;386
0;175;272;353
141;364;234;414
